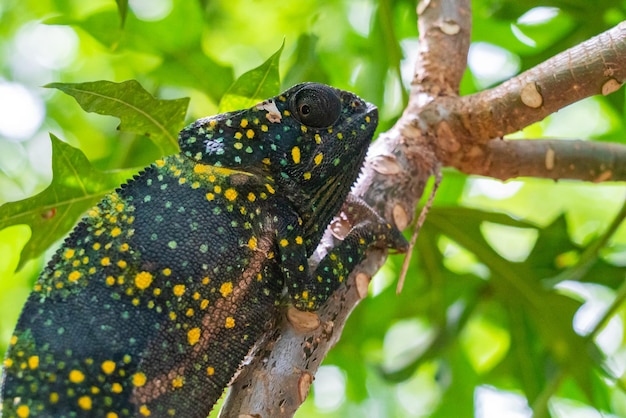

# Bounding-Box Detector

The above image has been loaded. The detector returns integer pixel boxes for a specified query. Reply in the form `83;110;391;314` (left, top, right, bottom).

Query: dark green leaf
0;135;137;268
46;80;189;155
115;0;128;27
218;41;284;112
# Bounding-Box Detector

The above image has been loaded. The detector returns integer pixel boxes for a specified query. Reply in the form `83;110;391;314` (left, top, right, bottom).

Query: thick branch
412;0;471;95
427;21;626;169
455;138;626;182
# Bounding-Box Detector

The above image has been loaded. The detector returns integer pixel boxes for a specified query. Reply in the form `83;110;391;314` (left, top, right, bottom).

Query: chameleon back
0;83;379;417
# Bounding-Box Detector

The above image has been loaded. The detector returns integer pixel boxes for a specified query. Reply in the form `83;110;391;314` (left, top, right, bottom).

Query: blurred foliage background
1;0;626;417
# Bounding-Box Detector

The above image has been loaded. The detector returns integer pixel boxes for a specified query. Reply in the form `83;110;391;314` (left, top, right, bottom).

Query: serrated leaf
218;41;284;112
115;0;128;27
46;80;189;156
0;134;137;268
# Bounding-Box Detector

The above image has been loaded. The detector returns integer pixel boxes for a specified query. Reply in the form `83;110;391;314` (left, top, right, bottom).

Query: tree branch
454;138;626;182
424;21;626;169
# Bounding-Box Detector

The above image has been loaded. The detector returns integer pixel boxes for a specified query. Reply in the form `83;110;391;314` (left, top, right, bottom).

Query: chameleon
0;82;407;417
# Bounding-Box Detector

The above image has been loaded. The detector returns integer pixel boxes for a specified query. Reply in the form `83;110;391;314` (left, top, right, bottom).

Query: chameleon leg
290;196;408;311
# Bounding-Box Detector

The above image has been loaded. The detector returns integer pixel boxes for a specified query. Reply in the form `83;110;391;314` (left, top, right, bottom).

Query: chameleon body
0;83;405;417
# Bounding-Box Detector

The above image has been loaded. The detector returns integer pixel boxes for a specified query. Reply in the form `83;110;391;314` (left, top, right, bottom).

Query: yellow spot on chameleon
101;257;111;266
111;227;122;237
206;193;215;201
119;243;129;252
200;299;209;309
225;317;235;329
93;243;101;251
78;396;92;410
139;405;151;416
101;360;116;374
173;284;185;296
107;413;119;418
68;271;81;282
188;328;201;345
248;236;257;250
314;153;323;165
111;383;123;393
247;192;256;202
207;366;215;376
69;369;85;383
301;291;309;300
28;355;39;369
16;405;29;417
291;146;301;164
50;392;59;404
163;268;172;276
220;282;233;298
155;159;166;167
132;372;147;387
295;236;303;245
134;272;153;290
314;134;322;144
265;183;275;194
4;358;13;368
10;335;17;345
262;158;271;165
240;118;248;128
106;276;115;286
64;249;75;259
117;260;127;269
279;239;288;247
172;376;184;388
246;129;255;139
303;172;311;180
214;185;222;193
337;132;343;139
234;141;243;149
224;188;238;201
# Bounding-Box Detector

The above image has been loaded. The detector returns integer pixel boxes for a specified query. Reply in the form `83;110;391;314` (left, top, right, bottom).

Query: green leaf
218;41;284;113
46;80;189;156
0;134;137;268
51;7;234;101
115;0;128;27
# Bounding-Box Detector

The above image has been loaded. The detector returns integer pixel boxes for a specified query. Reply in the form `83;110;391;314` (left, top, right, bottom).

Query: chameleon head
179;83;378;242
179;82;378;195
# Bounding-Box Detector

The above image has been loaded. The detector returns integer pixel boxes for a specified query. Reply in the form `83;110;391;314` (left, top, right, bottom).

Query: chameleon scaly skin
0;83;406;417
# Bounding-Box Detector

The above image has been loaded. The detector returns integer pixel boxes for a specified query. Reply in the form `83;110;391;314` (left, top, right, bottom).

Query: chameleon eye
291;84;342;128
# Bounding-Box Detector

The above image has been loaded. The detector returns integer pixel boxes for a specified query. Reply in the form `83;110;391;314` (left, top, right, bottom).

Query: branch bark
220;1;626;417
